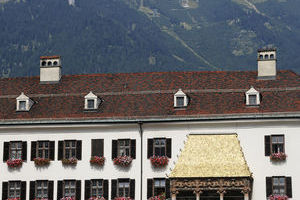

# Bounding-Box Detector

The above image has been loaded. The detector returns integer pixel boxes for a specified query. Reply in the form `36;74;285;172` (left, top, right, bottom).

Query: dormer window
16;92;33;111
246;87;260;106
84;91;100;110
174;89;188;108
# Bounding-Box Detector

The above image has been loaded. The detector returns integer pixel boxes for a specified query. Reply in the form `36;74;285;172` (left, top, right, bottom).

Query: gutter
0;112;300;126
138;122;143;200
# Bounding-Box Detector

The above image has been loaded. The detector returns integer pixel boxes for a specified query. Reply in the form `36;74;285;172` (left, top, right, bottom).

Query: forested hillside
0;0;300;77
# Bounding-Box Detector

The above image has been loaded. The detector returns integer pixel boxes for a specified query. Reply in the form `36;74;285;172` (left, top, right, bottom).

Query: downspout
138;122;144;200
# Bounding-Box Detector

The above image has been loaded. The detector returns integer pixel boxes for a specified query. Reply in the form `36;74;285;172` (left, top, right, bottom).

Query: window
266;177;292;198
10;142;22;160
31;141;55;161
154;179;165;196
265;135;285;156
147;179;170;199
16;92;33;111
64;180;76;197
148;138;172;158
259;54;263;60
118;180;130;197
265;54;269;59
91;139;104;157
245;87;260;106
84;91;100;110
36;181;48;198
58;140;82;160
270;54;274;59
19;101;26;111
112;139;136;159
91;180;103;197
8;181;21;198
154;139;166;156
174;89;188;108
111;179;135;199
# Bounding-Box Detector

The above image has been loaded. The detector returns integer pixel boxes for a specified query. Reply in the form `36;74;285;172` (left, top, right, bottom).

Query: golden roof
169;134;251;178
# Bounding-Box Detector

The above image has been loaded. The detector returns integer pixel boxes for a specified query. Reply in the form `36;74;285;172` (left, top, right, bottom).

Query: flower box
148;193;166;200
113;155;133;167
60;197;75;200
270;152;287;161
62;157;78;165
6;159;23;168
88;197;106;200
34;157;50;166
34;198;50;200
269;194;288;200
7;198;21;200
90;156;105;166
150;156;169;167
113;197;133;200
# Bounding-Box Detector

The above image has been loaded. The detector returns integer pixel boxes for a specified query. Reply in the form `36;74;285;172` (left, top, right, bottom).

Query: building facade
0;49;299;200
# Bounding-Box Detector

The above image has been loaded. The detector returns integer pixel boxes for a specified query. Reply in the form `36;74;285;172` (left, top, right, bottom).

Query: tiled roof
0;70;299;122
169;134;251;178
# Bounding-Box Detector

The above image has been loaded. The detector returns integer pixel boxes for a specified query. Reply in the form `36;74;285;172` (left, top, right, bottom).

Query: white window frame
174;89;188;107
16;92;33;111
84;91;100;110
245;87;260;106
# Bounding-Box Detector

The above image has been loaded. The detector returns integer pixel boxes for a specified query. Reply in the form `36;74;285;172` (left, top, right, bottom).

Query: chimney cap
257;47;277;52
40;55;61;60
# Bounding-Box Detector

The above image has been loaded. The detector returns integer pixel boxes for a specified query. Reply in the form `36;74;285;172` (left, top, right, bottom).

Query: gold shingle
169;134;251;178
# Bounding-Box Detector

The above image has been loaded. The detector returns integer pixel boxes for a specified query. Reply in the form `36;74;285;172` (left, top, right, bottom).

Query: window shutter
130;140;136;159
3;142;9;161
111;179;117;199
147;139;153;159
266;177;273;197
22;141;27;161
21;181;26;200
103;180;108;199
265;136;271;156
166;138;172;158
30;181;35;200
112;140;118;159
85;180;91;200
147;179;153;198
2;182;8;200
286;177;292;198
31;142;37;161
48;181;54;200
166;179;170;199
50;141;55;160
130;179;135;199
58;141;63;160
92;139;104;157
76;140;82;160
57;181;63;200
76;180;81;200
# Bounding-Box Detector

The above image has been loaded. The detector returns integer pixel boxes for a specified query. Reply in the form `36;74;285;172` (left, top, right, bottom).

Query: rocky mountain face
0;0;299;77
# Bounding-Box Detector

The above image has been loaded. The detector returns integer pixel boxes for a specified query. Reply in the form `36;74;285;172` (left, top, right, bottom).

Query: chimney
257;48;277;79
40;56;62;83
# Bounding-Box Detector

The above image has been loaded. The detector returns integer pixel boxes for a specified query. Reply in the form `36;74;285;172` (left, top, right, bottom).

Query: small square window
64;141;77;159
19;101;26;110
87;100;95;109
248;95;257;105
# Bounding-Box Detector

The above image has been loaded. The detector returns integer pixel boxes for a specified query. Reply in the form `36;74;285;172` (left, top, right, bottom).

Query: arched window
47;61;52;66
259;55;263;60
270;54;274;59
41;61;47;66
264;54;269;59
53;61;58;66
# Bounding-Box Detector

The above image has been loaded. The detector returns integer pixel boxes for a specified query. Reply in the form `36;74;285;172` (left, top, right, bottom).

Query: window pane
19;101;26;110
176;97;184;107
88;100;94;109
249;95;257;105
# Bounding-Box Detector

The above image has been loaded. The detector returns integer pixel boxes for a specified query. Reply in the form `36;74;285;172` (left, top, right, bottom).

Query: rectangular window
154;138;166;156
19;101;26;110
154;179;166;196
91;180;103;197
64;141;77;159
118;180;130;197
271;135;284;153
176;97;184;107
248;95;257;105
118;139;130;156
8;181;21;198
87;100;95;109
266;177;292;198
273;177;285;195
36;181;48;198
37;141;49;159
64;180;76;197
10;142;22;160
91;139;104;157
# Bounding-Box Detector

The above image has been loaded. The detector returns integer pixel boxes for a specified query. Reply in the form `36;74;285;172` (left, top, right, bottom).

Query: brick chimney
40;56;62;83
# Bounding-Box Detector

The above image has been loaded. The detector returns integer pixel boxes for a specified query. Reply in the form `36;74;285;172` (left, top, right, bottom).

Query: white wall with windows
0;118;299;200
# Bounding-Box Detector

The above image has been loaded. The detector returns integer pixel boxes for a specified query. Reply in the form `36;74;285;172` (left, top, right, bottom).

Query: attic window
174;89;188;108
16;92;34;111
245;87;260;106
84;91;100;110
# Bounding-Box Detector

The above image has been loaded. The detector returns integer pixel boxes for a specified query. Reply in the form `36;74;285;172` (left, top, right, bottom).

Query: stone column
171;190;178;200
194;189;203;200
241;188;251;200
217;188;226;200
